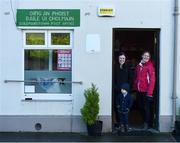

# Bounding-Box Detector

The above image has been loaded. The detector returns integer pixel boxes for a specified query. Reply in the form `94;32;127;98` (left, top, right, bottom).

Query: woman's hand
146;95;153;102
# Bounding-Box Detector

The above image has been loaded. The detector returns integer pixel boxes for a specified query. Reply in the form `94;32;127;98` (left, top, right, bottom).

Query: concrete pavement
0;132;177;142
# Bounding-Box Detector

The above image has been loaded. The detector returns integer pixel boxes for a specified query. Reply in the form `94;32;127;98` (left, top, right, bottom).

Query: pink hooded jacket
133;60;156;96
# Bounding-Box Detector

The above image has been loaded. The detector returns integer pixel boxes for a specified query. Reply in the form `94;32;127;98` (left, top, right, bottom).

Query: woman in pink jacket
134;51;156;130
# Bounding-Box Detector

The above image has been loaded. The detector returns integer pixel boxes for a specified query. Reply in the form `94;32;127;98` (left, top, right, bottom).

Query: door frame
112;28;160;130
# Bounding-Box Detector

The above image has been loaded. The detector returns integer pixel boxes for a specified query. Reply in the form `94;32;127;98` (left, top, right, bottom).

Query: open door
112;29;160;130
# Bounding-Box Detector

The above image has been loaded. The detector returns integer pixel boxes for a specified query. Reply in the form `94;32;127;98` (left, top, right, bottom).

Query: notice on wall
16;9;80;27
25;85;35;93
98;5;115;17
86;34;100;53
57;49;72;71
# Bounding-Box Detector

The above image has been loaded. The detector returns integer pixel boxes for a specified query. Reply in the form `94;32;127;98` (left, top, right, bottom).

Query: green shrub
80;83;100;125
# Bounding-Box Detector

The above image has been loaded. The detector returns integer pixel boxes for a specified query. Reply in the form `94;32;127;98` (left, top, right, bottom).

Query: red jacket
133;60;156;96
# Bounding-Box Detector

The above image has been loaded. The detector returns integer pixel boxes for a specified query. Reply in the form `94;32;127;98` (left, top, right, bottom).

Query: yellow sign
100;8;113;15
98;7;115;17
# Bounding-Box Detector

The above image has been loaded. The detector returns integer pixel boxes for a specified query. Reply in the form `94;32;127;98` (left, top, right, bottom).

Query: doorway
112;29;160;130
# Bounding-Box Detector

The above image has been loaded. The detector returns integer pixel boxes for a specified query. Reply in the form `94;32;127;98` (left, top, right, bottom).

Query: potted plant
80;83;103;136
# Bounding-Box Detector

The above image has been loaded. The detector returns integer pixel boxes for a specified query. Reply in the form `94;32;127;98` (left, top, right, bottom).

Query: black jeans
138;92;153;127
118;113;128;125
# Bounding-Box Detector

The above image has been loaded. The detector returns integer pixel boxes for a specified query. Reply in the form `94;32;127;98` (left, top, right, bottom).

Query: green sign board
16;9;80;27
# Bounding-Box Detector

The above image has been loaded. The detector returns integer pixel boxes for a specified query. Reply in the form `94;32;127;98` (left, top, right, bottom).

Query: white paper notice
86;34;100;53
25;85;35;93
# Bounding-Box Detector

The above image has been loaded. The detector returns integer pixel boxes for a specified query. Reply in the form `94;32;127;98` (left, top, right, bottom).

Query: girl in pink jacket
133;51;156;130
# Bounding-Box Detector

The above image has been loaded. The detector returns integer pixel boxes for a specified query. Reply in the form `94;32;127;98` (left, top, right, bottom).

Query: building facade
0;0;180;132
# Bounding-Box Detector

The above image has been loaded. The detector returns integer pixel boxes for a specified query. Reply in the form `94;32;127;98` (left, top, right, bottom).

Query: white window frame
23;30;47;48
23;93;73;101
48;30;73;48
23;30;73;101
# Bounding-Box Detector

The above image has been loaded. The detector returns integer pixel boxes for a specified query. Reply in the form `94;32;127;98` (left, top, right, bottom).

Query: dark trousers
138;92;153;127
118;113;128;125
114;95;120;124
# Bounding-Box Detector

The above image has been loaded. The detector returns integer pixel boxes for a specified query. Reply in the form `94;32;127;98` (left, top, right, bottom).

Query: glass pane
25;50;49;70
24;49;72;94
51;33;70;45
26;33;45;45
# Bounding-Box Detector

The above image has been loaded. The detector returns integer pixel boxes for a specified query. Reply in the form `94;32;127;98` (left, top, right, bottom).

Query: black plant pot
175;121;180;135
87;120;103;136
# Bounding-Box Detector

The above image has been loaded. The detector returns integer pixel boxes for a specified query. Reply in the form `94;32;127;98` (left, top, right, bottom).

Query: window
48;31;72;48
24;30;72;97
26;33;45;45
23;31;47;48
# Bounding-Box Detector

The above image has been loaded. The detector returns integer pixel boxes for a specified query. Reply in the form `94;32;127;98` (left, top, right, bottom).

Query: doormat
118;130;153;136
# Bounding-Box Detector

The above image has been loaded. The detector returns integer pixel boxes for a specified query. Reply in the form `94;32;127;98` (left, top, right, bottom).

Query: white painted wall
0;0;2;114
159;0;174;116
176;0;180;116
0;0;176;119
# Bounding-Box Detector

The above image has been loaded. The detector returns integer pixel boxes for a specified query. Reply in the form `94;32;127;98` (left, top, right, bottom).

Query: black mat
172;131;180;142
118;130;153;136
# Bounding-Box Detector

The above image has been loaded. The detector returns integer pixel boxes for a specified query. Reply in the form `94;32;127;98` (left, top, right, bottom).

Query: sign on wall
16;9;80;27
86;34;100;53
57;49;72;71
98;6;115;17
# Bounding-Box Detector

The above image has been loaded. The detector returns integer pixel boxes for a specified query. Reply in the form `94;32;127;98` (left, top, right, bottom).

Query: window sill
22;94;73;101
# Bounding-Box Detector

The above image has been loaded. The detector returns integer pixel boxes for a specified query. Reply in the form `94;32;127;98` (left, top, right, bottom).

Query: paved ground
0;132;177;142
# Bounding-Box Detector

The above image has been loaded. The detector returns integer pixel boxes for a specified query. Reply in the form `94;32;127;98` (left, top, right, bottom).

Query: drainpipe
172;0;179;130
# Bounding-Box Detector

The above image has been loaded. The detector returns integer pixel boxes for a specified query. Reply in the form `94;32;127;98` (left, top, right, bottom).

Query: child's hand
122;108;129;114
